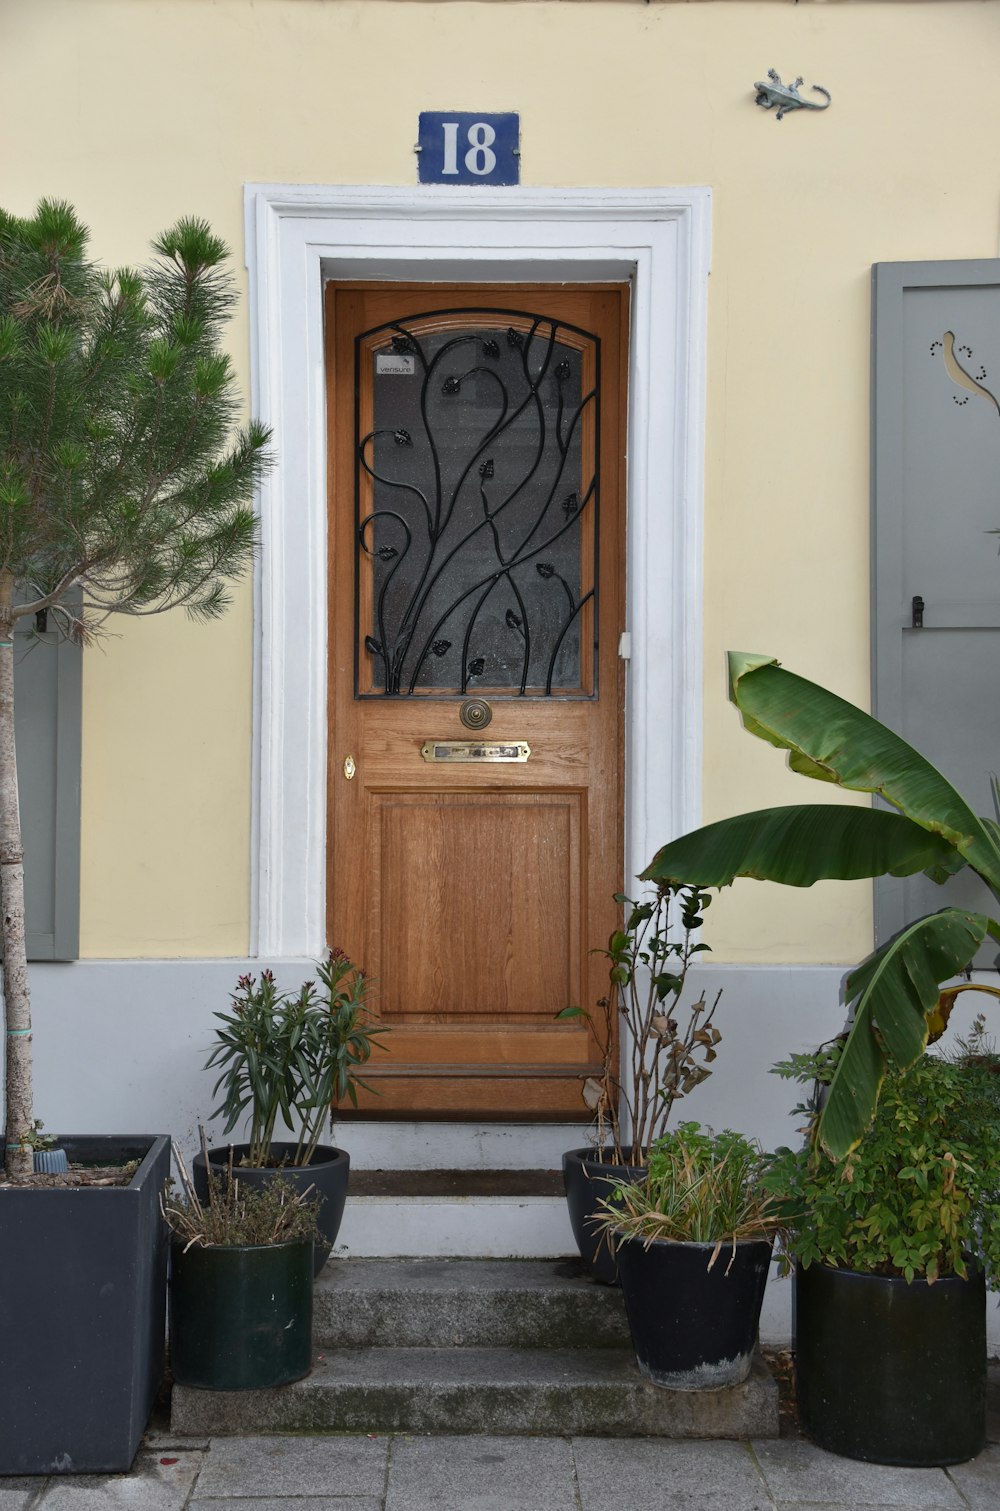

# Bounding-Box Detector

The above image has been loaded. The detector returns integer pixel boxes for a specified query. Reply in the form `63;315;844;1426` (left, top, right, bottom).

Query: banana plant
642;652;1000;1159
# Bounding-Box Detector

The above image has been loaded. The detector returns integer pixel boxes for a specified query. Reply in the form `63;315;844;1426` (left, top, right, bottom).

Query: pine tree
0;201;269;1176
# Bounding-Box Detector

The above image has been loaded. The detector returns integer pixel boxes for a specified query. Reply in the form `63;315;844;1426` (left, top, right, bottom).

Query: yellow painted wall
2;0;998;959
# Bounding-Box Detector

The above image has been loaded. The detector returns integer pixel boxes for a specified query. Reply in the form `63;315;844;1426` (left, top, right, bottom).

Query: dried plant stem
573;886;721;1165
161;1126;319;1250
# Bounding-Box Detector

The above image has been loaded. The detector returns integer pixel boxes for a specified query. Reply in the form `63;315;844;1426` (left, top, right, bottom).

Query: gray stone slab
946;1444;1000;1509
0;1484;40;1510
314;1258;629;1349
751;1438;965;1508
386;1436;576;1511
141;1434;210;1452
35;1451;204;1510
319;1259;585;1294
193;1503;382;1511
191;1437;388;1500
172;1348;778;1439
573;1438;772;1511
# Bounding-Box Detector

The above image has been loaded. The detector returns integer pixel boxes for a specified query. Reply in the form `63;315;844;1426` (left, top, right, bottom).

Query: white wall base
26;957;856;1160
335;1195;576;1261
20;957;1000;1348
333;1123;592;1172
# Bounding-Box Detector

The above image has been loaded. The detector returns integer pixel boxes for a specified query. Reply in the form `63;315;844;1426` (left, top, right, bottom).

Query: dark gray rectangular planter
0;1134;170;1475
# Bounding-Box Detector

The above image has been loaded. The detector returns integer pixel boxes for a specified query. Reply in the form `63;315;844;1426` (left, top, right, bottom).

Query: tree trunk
0;570;32;1177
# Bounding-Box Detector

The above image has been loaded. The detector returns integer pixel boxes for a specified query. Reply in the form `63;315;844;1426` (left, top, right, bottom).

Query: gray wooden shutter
872;259;1000;963
12;615;81;960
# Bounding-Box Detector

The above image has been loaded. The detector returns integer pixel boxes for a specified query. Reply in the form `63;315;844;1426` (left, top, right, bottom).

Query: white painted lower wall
21;958;1000;1349
27;958;847;1163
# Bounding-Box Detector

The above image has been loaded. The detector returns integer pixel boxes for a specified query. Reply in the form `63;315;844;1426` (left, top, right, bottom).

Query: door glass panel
355;311;599;698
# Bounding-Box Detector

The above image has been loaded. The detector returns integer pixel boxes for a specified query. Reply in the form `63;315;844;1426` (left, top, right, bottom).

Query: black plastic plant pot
169;1236;314;1390
0;1133;171;1475
562;1147;646;1284
615;1234;773;1389
193;1141;349;1275
794;1262;986;1466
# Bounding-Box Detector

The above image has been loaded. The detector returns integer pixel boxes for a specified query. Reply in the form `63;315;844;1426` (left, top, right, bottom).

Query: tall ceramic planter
0;1134;170;1475
193;1141;349;1275
794;1262;986;1466
616;1234;773;1389
562;1147;645;1284
169;1236;313;1390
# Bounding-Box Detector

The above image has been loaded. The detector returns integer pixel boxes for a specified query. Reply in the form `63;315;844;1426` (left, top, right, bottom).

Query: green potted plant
0;201;268;1473
644;651;1000;1159
763;1038;1000;1465
559;882;722;1282
164;1135;319;1390
593;1122;781;1390
195;948;386;1273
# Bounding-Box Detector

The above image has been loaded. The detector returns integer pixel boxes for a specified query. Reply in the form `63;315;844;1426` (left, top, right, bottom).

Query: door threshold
350;1169;563;1198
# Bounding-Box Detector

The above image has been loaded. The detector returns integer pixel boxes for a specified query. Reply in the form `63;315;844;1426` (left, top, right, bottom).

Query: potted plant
559;882;722;1282
592;1121;781;1389
195;948;385;1273
644;651;1000;1159
763;1038;1000;1465
164;1136;319;1390
0;201;268;1472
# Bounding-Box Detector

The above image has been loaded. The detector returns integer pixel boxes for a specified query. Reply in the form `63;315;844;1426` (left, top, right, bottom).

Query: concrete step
313;1257;630;1349
171;1347;779;1439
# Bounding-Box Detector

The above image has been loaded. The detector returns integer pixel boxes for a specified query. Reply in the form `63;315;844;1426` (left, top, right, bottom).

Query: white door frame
244;184;711;958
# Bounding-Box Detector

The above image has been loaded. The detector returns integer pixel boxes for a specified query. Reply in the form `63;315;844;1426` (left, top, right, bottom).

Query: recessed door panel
372;791;580;1018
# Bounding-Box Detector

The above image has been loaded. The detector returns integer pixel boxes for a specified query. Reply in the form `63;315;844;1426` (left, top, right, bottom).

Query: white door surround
243;184;711;959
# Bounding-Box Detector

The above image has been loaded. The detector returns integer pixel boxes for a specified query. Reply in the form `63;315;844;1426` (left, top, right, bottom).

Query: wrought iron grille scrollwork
355;309;600;698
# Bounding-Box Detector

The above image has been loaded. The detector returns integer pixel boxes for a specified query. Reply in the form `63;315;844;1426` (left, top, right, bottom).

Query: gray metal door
872;259;1000;964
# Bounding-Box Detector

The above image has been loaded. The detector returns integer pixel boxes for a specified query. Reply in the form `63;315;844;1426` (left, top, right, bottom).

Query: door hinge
618;632;632;662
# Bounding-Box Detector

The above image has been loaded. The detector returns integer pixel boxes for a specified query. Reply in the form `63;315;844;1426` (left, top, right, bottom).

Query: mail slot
420;740;531;763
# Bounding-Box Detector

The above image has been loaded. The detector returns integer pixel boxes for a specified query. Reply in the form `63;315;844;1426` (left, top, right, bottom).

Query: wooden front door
326;283;627;1119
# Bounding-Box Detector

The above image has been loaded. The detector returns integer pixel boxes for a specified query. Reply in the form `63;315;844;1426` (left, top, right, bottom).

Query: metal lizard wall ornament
754;69;832;121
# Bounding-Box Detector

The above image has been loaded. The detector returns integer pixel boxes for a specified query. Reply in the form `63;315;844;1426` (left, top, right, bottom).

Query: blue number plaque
418;112;520;186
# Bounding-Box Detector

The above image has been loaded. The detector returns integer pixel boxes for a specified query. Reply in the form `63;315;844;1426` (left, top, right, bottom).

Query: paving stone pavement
3;1434;1000;1511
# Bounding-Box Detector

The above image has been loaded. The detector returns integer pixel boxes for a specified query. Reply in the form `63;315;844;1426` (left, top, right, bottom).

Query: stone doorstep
171;1348;779;1440
169;1258;780;1441
313;1257;631;1349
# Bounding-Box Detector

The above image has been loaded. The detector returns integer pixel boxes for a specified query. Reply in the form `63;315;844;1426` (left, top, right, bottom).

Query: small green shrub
764;1045;1000;1284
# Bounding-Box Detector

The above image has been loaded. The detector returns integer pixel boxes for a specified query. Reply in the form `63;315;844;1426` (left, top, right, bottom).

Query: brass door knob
459;698;492;731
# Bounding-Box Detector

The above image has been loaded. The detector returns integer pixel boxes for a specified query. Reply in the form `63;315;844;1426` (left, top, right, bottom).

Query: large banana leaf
817;908;1000;1157
642;653;1000;1160
726;654;1000;893
643;804;961;890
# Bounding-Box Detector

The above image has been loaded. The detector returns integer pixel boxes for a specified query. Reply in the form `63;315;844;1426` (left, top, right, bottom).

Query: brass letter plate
421;739;531;764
